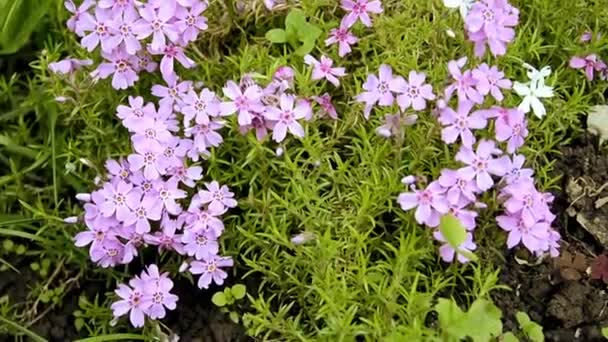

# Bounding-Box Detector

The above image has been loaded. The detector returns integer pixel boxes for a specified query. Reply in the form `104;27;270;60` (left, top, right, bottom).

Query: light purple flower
356;64;394;119
312;93;338;120
434;230;477;263
136;4;179;51
151;73;192;108
439;100;487;147
446;200;478;230
455;139;510;191
465;0;519;57
219;80;265;126
98;0;137;17
151;43;196;80
98;181;141;223
501;179;545;226
181;88;220;126
304;55;346;87
265;94;310;142
142;265;178;320
130;117;172;152
495;108;527;153
130;196;163;234
144;214;185;254
92;49;139;90
134;50;158;73
472;63;512;101
167;163;202;187
376;113;417;138
65;0;95;36
128;143;166;180
389;70;436;111
497;214;550;252
569;54;607;81
116;96;156;132
182;228;218;260
107;9;143;54
184;208;224;238
78;8;114;52
438;168;480;205
325;25;358;57
105;158;131;182
444;57;484;104
189;255;234;289
49;58;93;75
175;2;208;44
503;154;534;185
185;120;225;160
90;237;125;268
397;181;449;227
111;282;151;328
153;179;187;215
190;181;237;213
341;0;384;28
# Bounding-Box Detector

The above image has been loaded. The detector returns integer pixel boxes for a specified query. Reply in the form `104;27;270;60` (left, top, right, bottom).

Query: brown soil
493;134;608;341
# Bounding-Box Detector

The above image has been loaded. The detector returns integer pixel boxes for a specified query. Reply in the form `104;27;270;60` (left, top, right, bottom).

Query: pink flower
494;108;528;153
325;25;358;57
106;9;144;55
189;255;234;289
65;0;95;36
472;63;512;102
116;96;157;132
111;282;151;328
184;208;224;238
220;80;265;126
356;64;394;119
439;100;487;147
48;58;93;75
455;139;510;191
98;181;141;223
78;8;114;52
98;0;137;17
182;228;218;260
190;181;237;213
153;179;187;215
497;214;550;252
151;43;196;80
184;120;225;160
175;1;208;44
341;0;384;28
151;73;192;108
265;94;310;142
434;230;477;263
141;265;178;320
569;54;607;81
304;55;347;87
444;57;484;104
181;88;220;126
465;0;519;57
144;214;185;254
397;181;449;227
128;143;166;180
312;93;338;120
92;48;139;90
389;70;436;111
438;168;480;205
136;4;180;51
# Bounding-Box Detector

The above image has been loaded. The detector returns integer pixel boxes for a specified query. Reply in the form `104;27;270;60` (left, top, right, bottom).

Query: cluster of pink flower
63;0;208;89
390;0;560;262
569;31;608;81
464;0;519;57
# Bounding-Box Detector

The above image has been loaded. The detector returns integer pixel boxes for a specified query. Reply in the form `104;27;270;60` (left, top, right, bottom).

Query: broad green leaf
602;327;608;338
464;299;503;341
517;312;544;342
436;298;466;338
231;284;247;300
294;38;316;56
439;214;467;248
0;0;53;54
229;311;239;323
297;23;322;42
211;292;227;307
502;332;519;342
285;9;306;29
265;29;287;43
515;312;531;326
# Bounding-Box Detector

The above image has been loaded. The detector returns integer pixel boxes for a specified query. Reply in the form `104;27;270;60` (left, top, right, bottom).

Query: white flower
443;0;474;19
522;63;552;86
513;81;554;119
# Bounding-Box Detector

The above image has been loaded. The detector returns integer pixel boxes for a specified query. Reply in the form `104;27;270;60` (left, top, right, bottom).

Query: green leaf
602;327;608;338
0;0;53;54
436;298;466;338
212;292;227;307
265;29;287;43
74;318;85;332
294;38;316;56
502;332;519;342
439;214;467;248
297;23;322;42
464;299;503;341
517;312;544;342
231;284;247;300
285;9;306;29
229;311;239;323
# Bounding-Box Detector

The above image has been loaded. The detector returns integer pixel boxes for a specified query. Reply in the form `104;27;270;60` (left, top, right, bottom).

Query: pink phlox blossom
98;180;141;223
141;264;179;319
128;143;167;180
446;199;479;230
502;154;534;185
496;214;550;252
189;255;234;289
465;0;519;57
312;93;338;120
49;58;93;75
439;99;487;147
182;227;219;260
220;80;265;126
90;236;125;268
134;50;158;73
264;94;310;142
92;48;139;89
325;25;358;57
175;1;208;44
455;139;510;191
444;57;484;104
340;0;383;28
98;0;138;17
144;214;186;254
116;96;157;132
389;70;436;111
106;8;144;55
130;117;173;152
184;119;225;160
438;168;480;205
105;158;132;182
569;54;607;81
181;88;220;127
153;179;187;215
190;181;237;213
304;54;347;87
168;165;203;188
397;181;449;227
65;0;96;36
356;64;395;119
494;107;528;153
184;208;224;238
150;43;196;80
111;281;151;328
78;7;114;52
136;4;179;51
151;73;192;108
472;63;512;102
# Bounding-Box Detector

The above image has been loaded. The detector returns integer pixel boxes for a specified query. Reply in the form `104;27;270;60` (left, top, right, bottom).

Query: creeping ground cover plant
2;0;608;340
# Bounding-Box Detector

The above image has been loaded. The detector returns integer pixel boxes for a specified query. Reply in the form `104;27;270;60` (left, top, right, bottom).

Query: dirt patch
0;257;248;342
494;134;608;341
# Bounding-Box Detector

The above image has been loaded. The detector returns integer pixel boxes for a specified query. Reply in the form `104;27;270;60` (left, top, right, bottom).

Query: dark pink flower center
114;193;126;205
280;110;294;123
378;82;389;94
474;159;487;171
320;63;331;73
107;248;119;257
207;262;217;272
136;208;146;217
186;15;195;26
152;20;163;31
408;86;420;98
95;23;108;35
120;24;131;35
513;124;522;135
95;231;105;241
160;190;169;199
153;292;163;303
196;234;207;245
116;60;128;72
418;190;432;204
457;118;467;129
482;9;495;21
235;96;248;109
353;3;367;14
144;152;156;164
131;293;142;306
